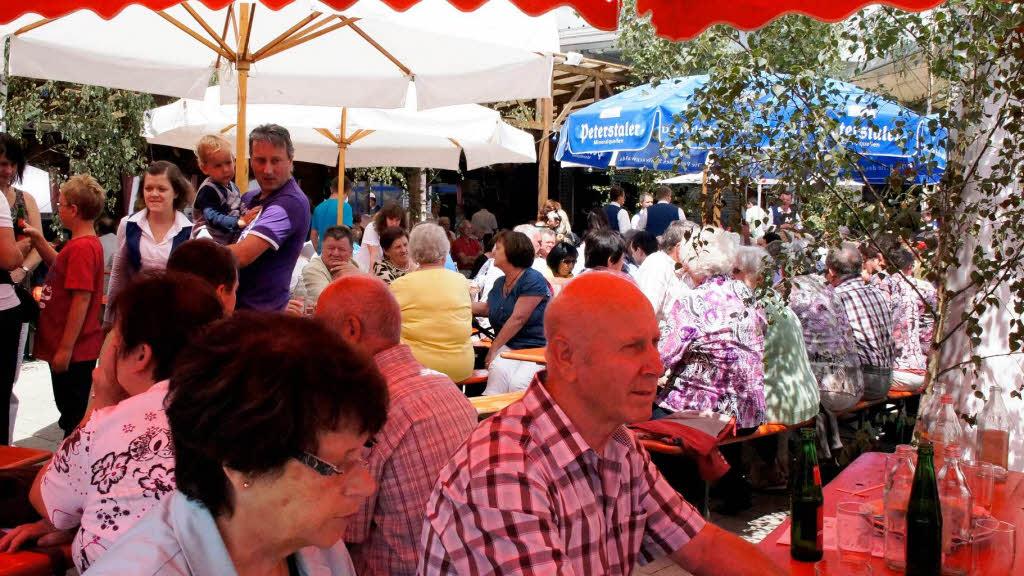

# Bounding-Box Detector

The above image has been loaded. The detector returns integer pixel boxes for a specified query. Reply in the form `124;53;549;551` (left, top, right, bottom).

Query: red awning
0;0;945;40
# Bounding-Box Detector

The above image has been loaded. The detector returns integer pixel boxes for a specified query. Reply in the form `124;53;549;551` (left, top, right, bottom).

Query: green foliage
617;0;846;83
3;75;153;203
618;0;1024;392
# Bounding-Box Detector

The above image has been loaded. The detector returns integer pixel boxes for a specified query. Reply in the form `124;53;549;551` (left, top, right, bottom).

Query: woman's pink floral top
657;275;767;429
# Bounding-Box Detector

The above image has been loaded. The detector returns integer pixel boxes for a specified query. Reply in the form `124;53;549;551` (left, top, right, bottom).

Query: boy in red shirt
23;175;106;437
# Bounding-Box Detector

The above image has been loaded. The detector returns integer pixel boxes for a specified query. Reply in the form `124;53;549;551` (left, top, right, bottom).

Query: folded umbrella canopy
144;85;537;170
0;0;556;187
556;75;947;185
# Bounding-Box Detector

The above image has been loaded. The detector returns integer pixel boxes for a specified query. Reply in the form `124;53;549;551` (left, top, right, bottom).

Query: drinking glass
971;518;1015;576
814;560;873;576
961;461;996;512
837;501;874;559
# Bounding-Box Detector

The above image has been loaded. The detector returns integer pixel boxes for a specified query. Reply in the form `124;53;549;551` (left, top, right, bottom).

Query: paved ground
10;360;789;576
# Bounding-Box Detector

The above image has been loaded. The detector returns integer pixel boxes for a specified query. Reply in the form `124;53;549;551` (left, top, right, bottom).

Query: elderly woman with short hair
734;246;820;427
390;223;474;382
84;313;388;575
656;227;767;431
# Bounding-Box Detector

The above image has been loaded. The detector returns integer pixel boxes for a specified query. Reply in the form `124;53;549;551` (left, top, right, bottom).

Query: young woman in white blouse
104;161;194;328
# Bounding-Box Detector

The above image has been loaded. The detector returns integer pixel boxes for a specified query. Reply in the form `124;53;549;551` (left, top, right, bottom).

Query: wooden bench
457;369;489;397
469;391;525;420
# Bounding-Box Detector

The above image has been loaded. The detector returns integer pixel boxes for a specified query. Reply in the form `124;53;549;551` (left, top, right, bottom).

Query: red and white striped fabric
0;0;948;40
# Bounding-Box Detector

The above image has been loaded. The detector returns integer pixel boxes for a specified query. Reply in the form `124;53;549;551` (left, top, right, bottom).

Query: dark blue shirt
487;267;550;350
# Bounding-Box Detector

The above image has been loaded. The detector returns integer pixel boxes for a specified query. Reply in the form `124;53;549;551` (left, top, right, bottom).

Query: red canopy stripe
636;0;948;41
0;0;618;28
0;0;945;41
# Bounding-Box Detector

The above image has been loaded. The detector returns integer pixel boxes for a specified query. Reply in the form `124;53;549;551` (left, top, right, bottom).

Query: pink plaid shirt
345;344;478;576
418;373;706;575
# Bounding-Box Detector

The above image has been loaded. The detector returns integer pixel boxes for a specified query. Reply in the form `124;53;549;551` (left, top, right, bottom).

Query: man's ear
547;335;577;381
345;314;362;342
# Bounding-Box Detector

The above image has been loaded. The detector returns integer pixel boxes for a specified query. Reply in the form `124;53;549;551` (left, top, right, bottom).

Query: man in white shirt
631;192;654;230
513;224;553;279
744;200;770;243
471;207;498;239
603;186;632;234
634;220;696;337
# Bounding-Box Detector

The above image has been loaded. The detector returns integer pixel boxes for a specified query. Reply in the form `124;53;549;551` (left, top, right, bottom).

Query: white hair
408;222;450;265
538;227;556;239
513;224;540;241
678;226;738;280
734;245;770;278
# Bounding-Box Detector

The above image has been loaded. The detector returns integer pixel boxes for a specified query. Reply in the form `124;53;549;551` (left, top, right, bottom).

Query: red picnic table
0;446;50;470
759;451;1023;574
0;447;71;576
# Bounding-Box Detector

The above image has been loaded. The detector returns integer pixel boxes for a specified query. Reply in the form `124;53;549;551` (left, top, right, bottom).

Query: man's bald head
316;275;402;351
545;272;655;351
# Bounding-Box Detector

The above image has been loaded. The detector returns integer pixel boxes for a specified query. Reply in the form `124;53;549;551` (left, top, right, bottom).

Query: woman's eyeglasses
295;439;376;477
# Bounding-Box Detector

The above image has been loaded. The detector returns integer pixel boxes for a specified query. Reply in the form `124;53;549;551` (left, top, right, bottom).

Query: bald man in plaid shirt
317;276;478;576
418;272;785;576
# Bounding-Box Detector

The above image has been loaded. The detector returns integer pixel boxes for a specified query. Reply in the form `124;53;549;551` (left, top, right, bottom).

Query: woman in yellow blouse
389;223;473;383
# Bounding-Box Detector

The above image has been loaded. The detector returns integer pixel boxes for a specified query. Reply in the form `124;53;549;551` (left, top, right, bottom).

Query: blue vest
645;202;680;237
603;203;622;230
125;220;192;273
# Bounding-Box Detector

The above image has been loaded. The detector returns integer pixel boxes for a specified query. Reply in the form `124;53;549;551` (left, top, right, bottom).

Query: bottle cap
895;444;915;455
917;442;934;455
941;394;954;404
943;444;960;457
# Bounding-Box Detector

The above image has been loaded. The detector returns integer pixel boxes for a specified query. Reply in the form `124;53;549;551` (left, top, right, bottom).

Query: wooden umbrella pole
234;4;253;192
337;108;348;226
235;61;249;191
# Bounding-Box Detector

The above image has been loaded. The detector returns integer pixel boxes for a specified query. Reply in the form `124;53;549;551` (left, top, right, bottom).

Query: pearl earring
243;481;251;488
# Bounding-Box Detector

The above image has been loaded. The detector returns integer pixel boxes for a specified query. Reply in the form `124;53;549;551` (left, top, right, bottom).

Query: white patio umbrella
143;85;536;176
1;0;556;186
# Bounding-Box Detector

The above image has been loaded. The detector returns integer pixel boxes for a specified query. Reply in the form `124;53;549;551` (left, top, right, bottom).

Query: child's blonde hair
194;134;233;166
61;174;106;221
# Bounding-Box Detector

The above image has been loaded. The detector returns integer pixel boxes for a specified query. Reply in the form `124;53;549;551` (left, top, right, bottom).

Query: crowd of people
0;123;939;574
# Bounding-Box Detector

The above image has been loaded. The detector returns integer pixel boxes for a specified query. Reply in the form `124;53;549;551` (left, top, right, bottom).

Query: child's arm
195;185;241;232
21;224;57;266
203;206;242;232
51;290;91;374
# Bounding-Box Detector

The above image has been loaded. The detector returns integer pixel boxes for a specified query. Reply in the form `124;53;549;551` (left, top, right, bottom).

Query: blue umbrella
555;74;946;184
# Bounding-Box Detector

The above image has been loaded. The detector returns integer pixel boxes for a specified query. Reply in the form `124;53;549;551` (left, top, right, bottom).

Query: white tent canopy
1;0;557;110
144;85;536;170
21;165;52;213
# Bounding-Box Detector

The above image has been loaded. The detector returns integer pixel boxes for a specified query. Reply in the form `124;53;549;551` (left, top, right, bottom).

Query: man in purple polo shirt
229;124;311;311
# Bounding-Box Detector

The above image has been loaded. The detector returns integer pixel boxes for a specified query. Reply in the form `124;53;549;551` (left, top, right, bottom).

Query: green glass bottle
906;442;942;575
791;429;823;562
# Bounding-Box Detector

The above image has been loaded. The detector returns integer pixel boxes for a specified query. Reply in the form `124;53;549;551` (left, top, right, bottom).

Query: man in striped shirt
418;272;785;576
828;243;896;401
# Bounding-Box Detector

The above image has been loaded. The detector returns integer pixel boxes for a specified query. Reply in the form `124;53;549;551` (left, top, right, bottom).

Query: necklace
502;268;523;297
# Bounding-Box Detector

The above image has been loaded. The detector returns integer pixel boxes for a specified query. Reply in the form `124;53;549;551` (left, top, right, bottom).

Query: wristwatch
19;266;29;274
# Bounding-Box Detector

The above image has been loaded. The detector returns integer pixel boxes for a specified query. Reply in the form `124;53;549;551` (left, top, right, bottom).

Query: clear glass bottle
916;379;948;445
884;445;917;571
937;445;972;576
976;384;1010;481
928;394;962;470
